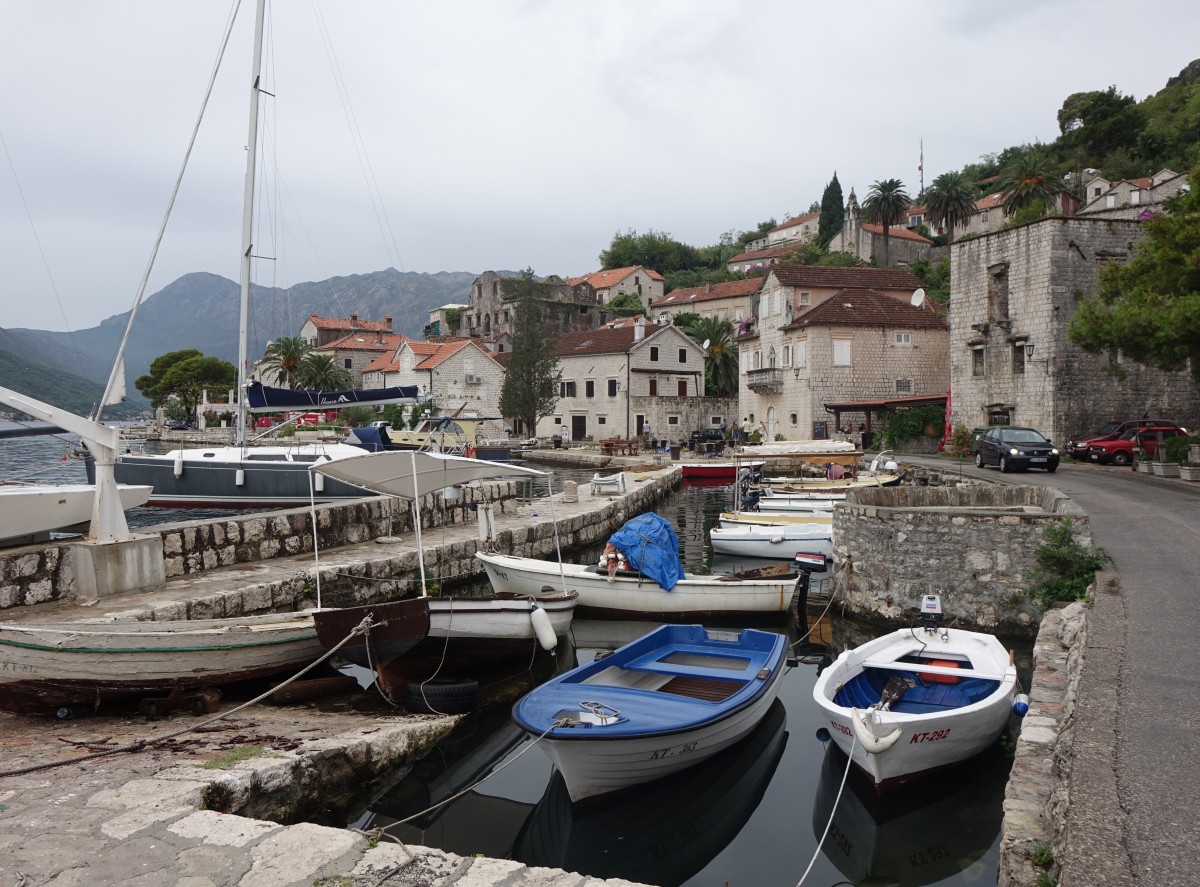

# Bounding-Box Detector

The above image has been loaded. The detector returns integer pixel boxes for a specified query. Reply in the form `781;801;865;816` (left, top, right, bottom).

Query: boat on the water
709;518;832;561
512;623;788;802
515;698;788;886
811;595;1019;790
0;482;152;546
0;611;325;713
679;459;764;481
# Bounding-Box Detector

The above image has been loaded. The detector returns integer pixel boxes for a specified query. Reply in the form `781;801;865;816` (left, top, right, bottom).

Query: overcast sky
3;1;1198;333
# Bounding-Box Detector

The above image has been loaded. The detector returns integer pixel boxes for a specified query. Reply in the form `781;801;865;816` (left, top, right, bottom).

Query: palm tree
861;178;911;266
923;171;978;244
259;336;312;388
998;149;1060;215
677;315;737;397
293;353;353;391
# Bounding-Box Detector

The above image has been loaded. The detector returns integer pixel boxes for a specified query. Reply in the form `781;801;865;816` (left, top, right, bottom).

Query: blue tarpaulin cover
607;512;684;591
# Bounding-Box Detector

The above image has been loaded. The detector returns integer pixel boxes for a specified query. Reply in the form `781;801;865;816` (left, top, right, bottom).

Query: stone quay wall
832;483;1092;636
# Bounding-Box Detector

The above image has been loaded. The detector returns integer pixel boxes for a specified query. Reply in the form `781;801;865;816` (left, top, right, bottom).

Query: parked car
975;426;1060;473
1087;426;1189;465
690;428;726;453
164;418;194;430
1066;418;1181;460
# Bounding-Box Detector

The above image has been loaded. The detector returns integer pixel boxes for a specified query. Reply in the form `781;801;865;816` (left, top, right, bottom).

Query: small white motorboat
812;595;1019;790
709;520;832;560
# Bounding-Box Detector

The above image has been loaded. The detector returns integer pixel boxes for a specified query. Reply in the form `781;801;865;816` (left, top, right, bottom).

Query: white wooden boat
0;482;152;545
709;520;832;560
812;615;1018;790
512;624;788;801
717;511;832;528
751;489;839;514
475;551;799;619
0;611;324;713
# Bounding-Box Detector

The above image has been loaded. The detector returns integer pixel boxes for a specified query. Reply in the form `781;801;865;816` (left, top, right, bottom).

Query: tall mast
235;0;267;448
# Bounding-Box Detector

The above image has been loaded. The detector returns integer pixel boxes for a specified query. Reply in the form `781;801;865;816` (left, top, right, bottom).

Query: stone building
740;276;948;440
537;317;720;442
948;216;1200;444
460;271;602;342
648;278;763;326
742;211;821;253
826;188;934;267
1076;168;1187;220
298;313;393;348
362;338;507;437
316;331;407;388
564;266;665;307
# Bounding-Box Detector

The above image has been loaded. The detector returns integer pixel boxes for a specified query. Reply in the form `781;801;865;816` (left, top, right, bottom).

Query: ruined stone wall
833;483;1091;636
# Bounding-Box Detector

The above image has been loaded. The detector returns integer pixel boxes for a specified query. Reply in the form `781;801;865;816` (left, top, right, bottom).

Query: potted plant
1136;453;1153;474
1179;462;1200;481
1152;460;1180;478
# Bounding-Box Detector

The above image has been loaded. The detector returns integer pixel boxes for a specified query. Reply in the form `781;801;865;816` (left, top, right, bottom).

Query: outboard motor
740;489;761;511
920;593;944;635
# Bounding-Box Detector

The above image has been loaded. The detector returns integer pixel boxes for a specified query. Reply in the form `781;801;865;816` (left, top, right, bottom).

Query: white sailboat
86;3;416;510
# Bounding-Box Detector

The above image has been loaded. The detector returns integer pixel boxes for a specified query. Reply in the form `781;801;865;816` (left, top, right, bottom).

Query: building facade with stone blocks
648;278;763;326
423;303;468;339
565;266;665;308
740;287;948;441
536;317;720;442
743;211;821;253
299;313;393;349
948;216;1200;446
317;331;408;387
462;271;602;342
363;338;507;437
1077;169;1187;220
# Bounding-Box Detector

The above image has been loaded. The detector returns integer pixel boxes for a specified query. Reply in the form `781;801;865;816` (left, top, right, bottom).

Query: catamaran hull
93;449;376;508
0;612;324;712
475;552;796;619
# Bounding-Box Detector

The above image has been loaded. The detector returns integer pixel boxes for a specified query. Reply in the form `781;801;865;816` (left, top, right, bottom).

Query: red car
1067;418;1181;460
1087;426;1188;465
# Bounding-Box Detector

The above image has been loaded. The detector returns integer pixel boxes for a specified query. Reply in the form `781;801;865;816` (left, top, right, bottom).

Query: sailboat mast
236;0;268;448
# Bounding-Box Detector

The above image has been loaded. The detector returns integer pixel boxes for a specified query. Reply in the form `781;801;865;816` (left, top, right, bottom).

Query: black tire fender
403;677;479;714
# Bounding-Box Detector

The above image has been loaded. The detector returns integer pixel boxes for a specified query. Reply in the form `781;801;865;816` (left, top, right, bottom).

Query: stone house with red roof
1076;168;1186;220
565;266;665;307
539;317;729;443
362;338;507;437
648;278;764;327
740;266;946;440
459;271;602;343
299;313;393;349
742;212;821;253
315;331;407;387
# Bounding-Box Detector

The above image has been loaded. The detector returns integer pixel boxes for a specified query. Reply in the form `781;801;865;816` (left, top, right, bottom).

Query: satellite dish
911;288;926;307
702;339;711;350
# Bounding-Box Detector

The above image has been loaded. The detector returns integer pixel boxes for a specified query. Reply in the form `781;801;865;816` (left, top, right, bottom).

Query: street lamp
1025;342;1035;359
793;366;802;379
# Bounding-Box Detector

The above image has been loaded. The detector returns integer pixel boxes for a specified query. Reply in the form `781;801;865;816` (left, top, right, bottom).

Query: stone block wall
832;483;1091;636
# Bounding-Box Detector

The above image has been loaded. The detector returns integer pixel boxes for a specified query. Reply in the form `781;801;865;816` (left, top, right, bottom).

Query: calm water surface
3;430;1025;884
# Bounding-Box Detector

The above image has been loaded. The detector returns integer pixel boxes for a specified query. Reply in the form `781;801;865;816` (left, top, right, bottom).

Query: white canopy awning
311;450;546;500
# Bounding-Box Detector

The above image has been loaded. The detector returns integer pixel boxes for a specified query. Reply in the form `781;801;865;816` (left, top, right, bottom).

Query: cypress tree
498;281;562;437
817;172;844;249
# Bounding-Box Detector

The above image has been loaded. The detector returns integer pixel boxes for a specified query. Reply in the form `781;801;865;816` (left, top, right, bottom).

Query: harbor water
2;429;1028;884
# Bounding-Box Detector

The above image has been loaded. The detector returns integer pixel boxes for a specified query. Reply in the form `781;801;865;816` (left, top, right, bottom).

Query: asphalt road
907;455;1200;886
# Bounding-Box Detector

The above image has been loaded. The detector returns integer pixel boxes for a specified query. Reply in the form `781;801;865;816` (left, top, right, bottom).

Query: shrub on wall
881;404;946;449
1024;518;1109;610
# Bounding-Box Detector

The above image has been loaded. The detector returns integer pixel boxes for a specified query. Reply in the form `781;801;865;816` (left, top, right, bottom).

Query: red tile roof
307;313;393;333
564;266;665;288
650;278;763;308
858;222;933;244
974;192;1006;212
727;245;796;263
769;211;819;233
553;323;667;356
783;289;946;330
768;264;926;290
319;331;407;352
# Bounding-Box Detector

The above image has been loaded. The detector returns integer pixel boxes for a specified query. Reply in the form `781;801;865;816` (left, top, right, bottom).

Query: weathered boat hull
0;612;324;712
475;552;797;619
0;483;153;544
709;522;833;560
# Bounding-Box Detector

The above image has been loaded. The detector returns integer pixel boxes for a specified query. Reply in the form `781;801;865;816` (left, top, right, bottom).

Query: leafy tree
499;289;561;437
1068;163;1200;379
135;349;236;419
293;353;352;391
997;148;1061;214
817;172;844;248
662;267;742;293
1057;86;1144;166
910;257;951;307
779;242;861;268
259;336;313;387
733;220;777;250
861;178;911;266
923;171;978;244
599;229;700;274
607;292;646;317
340;406;376;427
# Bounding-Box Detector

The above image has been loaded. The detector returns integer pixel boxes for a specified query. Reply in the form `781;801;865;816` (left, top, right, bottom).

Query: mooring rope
0;614;378;779
795;728;858;887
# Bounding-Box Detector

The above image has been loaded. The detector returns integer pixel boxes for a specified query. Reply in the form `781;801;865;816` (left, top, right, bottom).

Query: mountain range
0;268;480;416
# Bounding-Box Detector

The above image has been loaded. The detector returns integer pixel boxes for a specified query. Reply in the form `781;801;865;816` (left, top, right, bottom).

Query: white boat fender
173;452;184;478
851;707;902;754
530;604;557;651
314;472;324;493
1012;693;1030;717
770;534;784;544
235;468;245;486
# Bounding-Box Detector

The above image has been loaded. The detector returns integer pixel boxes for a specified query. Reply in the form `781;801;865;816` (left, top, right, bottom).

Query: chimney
633;316;646;342
705;283;713;293
384;315;393;330
350;313;359;325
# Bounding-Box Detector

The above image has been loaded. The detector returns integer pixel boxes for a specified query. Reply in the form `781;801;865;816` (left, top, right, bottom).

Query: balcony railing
746;367;783;390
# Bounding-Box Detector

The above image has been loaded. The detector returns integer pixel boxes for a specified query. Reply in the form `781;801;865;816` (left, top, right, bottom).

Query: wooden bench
600;438;640;456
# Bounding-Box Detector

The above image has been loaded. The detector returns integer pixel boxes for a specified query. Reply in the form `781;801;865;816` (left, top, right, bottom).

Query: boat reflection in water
515;698;788;887
812;739;1010;886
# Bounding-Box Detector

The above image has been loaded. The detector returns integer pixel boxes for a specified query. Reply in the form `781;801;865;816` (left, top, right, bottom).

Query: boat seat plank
659;674;744;702
579;665;746;702
860;659;997;680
